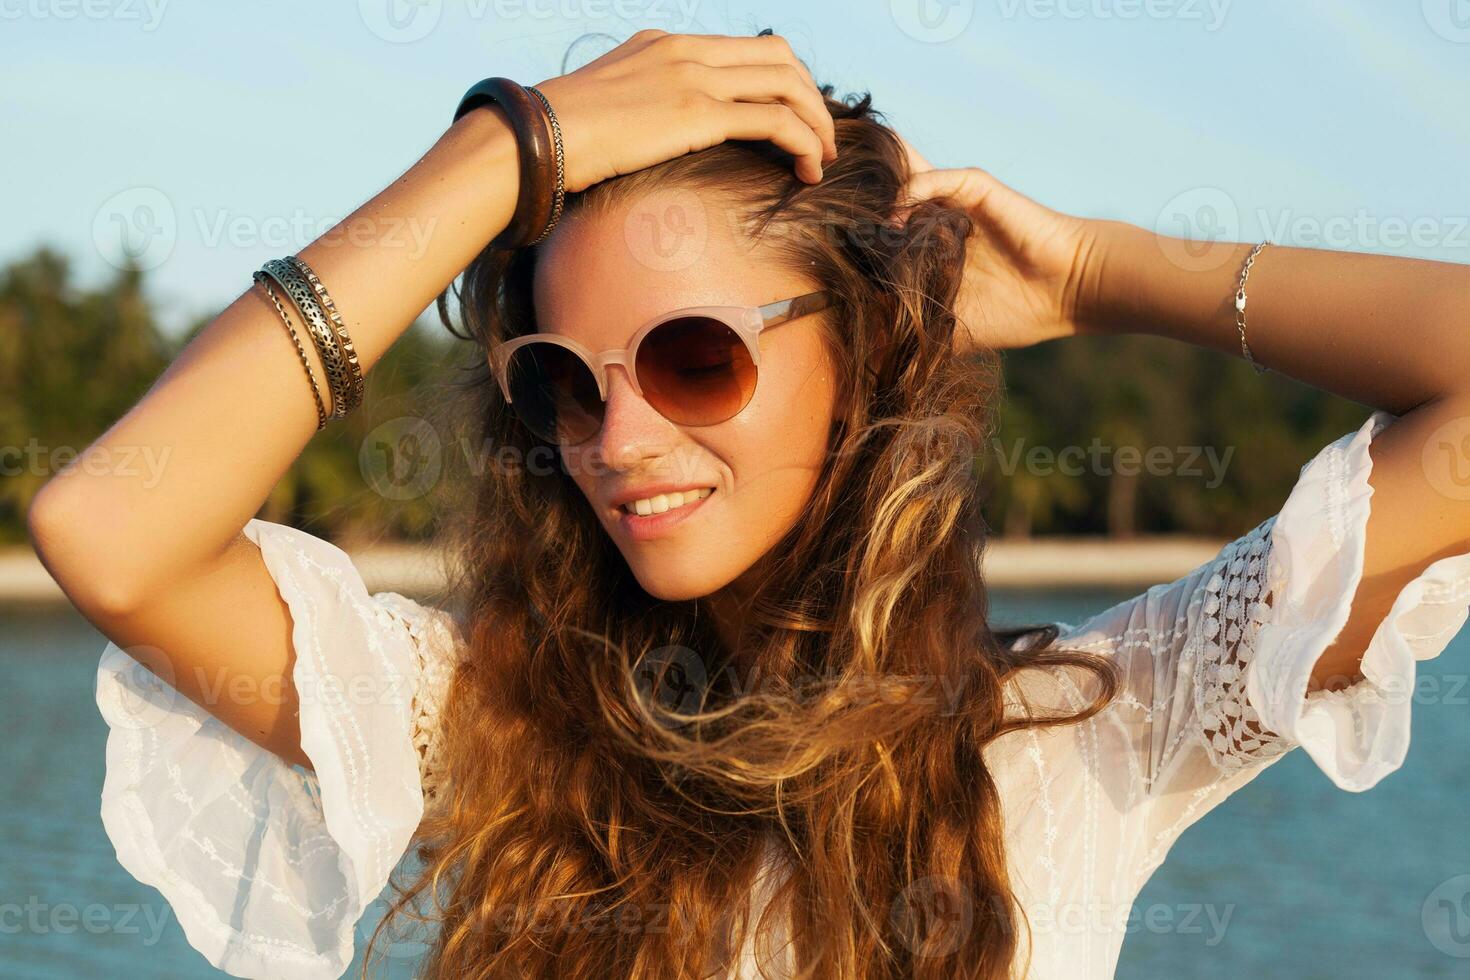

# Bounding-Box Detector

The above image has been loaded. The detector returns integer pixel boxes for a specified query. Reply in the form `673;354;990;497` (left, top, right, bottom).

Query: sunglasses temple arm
757;290;832;328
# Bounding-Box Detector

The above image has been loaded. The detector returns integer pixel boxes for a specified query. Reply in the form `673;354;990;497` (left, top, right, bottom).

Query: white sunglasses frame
489;288;833;436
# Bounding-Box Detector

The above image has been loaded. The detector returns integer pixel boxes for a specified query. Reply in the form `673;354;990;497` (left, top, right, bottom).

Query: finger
886;167;984;228
893;166;1048;234
902;167;1000;209
703;62;837;162
685;32;821;92
715;101;826;183
681;33;832;158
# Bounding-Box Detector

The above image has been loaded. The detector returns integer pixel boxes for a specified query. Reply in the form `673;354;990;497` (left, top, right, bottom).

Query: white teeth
622;487;714;516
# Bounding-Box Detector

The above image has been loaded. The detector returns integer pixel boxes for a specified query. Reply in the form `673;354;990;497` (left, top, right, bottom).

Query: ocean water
2;589;1468;979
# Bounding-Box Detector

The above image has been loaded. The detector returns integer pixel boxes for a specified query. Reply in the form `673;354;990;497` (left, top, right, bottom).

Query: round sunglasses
490;289;833;445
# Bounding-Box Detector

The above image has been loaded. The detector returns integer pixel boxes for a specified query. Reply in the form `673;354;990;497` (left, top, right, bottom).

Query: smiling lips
619;486;715;516
613;486;718;542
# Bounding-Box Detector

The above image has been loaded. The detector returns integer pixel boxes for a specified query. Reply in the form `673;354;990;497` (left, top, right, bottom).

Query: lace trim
373;595;462;805
1194;515;1293;770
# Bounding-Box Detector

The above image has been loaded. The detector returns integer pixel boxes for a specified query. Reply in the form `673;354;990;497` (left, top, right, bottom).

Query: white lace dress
93;409;1470;979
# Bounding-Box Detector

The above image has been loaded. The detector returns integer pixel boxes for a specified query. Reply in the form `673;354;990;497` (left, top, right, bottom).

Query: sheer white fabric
94;409;1470;978
94;520;464;980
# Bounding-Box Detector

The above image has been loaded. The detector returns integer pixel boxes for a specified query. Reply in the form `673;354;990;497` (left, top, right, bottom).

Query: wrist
441;103;519;172
1074;220;1253;351
434;104;524;246
1072;219;1153;338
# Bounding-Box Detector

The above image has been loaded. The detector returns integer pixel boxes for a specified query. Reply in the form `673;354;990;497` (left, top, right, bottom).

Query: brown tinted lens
635;316;756;425
505;342;602;444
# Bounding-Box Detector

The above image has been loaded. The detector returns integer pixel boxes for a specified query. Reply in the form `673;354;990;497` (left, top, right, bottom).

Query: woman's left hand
890;135;1107;354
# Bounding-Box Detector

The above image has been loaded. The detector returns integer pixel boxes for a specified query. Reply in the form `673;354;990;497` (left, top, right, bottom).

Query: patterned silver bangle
253;271;330;431
260;258;353;419
286;255;365;414
1234;240;1271;375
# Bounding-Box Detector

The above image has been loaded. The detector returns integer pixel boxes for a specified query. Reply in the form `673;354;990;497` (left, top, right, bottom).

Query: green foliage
0;245;1370;545
0;245;463;545
0;247;170;543
979;332;1369;538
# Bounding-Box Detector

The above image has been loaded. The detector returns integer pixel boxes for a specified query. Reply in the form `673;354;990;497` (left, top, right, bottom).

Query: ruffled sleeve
1044;409;1470;867
94;518;463;980
1196;409;1470;789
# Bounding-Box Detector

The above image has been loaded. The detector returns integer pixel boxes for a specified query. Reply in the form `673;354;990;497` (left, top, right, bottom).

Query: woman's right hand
890;134;1105;354
532;30;838;192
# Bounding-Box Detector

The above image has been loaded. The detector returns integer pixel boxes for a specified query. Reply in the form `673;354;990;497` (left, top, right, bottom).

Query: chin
625;553;739;602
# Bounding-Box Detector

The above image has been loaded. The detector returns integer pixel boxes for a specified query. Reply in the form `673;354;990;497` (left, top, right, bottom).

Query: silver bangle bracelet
286;255;365;414
253;271;330;431
261;258;353;418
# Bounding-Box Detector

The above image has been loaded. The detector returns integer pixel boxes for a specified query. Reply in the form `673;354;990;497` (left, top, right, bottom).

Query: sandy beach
0;535;1228;605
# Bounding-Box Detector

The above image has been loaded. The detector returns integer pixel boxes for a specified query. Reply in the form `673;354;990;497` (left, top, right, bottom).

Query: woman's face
531;188;840;603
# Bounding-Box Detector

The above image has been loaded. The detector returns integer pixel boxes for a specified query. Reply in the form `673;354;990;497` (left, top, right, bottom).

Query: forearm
29;107;519;608
1078;220;1470;413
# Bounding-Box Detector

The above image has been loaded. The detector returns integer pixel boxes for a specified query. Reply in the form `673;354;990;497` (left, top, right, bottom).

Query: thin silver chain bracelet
1235;240;1272;375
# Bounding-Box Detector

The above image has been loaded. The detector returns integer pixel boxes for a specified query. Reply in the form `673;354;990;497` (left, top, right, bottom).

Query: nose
589;363;676;470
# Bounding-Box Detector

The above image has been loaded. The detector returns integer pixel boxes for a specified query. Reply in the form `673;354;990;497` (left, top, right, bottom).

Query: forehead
531;187;810;346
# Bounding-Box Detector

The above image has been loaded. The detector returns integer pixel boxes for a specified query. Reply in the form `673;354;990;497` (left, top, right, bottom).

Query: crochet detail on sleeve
374;596;461;805
1194;516;1294;771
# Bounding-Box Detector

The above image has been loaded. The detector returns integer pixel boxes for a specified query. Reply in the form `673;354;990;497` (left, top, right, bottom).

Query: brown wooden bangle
525;85;566;246
453;77;554;249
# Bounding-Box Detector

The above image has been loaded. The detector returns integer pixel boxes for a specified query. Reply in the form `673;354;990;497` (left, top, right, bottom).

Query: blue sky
5;0;1469;335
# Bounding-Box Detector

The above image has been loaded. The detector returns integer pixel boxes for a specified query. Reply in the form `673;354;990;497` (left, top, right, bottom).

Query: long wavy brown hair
364;71;1121;980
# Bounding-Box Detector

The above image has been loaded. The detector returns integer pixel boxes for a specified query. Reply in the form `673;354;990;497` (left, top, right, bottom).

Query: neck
702;557;769;663
703;584;754;660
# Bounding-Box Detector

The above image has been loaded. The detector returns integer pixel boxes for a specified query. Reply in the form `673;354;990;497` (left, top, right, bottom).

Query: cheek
720;338;837;505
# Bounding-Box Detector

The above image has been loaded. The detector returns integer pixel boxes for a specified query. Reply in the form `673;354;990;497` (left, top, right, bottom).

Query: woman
30;26;1470;980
